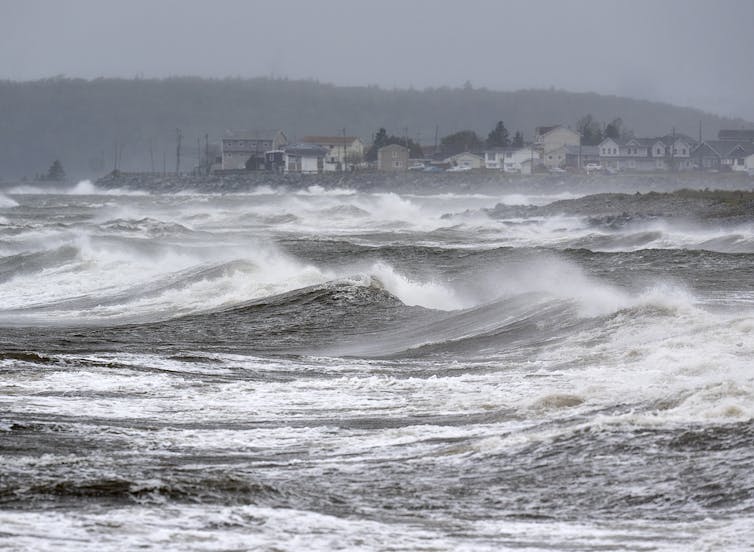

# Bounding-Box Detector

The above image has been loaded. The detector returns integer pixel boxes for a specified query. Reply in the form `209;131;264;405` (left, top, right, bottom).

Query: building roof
378;143;409;152
283;143;329;156
536;125;579;138
535;125;559;136
729;143;754;157
695;140;754;157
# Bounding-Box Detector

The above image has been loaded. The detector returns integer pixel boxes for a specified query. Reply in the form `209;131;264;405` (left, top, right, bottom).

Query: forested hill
1;77;752;179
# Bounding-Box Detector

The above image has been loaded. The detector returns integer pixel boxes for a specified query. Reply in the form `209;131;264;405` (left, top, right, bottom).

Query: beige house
541;145;569;169
535;125;580;159
221;129;288;170
377;144;409;171
302;136;365;171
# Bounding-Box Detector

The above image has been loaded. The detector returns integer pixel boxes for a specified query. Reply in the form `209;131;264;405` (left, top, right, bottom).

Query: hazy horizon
2;0;753;121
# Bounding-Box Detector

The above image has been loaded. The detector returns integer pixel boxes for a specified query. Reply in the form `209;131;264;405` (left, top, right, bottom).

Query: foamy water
1;181;753;551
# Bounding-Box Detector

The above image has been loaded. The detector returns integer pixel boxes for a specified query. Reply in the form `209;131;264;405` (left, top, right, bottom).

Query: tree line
0;77;747;178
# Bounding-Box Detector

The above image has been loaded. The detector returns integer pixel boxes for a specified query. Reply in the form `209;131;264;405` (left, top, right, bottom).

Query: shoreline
98;169;754;194
1;170;752;196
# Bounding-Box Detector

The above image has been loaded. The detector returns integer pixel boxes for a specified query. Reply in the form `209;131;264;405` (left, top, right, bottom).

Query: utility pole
176;128;182;175
671;126;676;172
197;136;201;175
342;127;346;171
149;139;155;173
205;133;209;176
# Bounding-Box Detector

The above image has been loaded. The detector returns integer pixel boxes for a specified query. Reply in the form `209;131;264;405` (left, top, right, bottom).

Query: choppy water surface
1;180;753;551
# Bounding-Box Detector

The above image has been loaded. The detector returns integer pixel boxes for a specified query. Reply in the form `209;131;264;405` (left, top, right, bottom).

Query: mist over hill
1;77;752;179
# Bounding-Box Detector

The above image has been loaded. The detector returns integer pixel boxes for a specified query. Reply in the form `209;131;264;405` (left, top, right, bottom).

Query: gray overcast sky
2;0;753;120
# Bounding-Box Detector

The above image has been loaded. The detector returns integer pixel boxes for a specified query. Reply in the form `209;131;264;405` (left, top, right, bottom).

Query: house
221;129;288;170
745;153;754;175
283;144;328;174
727;143;754;172
599;137;662;171
534;125;581;168
598;134;697;171
377;144;410;171
663;134;697;170
484;149;506;170
690;141;726;171
484;147;542;173
564;145;599;169
445;152;484;170
690;140;754;171
542;145;569;169
519;157;537;175
485;147;540;172
535;125;580;153
301;136;365;171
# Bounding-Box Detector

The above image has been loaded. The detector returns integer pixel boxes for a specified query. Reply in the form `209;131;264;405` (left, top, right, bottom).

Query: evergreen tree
365;128;423;161
604;118;623;140
45;159;66;181
486;121;510;148
577;114;604;146
440;130;483;157
512;130;524;148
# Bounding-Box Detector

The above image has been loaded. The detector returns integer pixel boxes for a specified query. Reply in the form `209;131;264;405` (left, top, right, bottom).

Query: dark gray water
1;180;753;550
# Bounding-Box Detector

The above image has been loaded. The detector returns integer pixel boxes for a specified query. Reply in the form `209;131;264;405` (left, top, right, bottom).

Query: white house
283;144;328;174
445;152;484;169
484;147;540;172
301;136;365;171
483;147;538;173
745;153;754;175
726;143;754;172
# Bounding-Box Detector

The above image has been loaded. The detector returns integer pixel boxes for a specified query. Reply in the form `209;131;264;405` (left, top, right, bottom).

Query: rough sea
1;177;753;551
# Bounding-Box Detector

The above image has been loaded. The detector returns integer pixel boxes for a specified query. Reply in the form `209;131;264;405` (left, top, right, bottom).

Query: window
392;151;397;159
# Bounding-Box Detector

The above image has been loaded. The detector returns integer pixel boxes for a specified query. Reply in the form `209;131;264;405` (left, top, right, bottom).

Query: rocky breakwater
488;189;754;228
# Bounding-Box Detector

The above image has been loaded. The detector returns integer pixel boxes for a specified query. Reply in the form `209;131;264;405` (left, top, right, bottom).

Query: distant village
207;125;754;178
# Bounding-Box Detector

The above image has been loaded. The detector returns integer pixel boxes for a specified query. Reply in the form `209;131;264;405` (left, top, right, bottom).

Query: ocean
1;177;753;551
